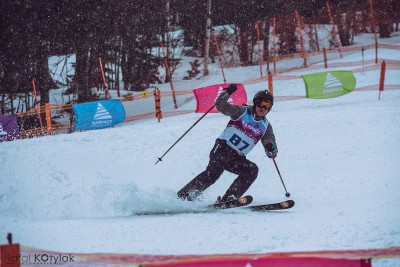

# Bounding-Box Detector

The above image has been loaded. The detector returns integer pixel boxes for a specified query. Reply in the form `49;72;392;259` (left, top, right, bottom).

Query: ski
134;195;253;216
134;197;294;215
246;200;295;211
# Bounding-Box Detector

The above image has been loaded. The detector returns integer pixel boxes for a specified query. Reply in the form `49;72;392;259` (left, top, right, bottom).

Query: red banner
193;83;247;113
17;246;400;266
146;257;370;267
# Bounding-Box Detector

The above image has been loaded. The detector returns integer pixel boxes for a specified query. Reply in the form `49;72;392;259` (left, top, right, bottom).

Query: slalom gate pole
271;157;291;197
378;60;386;100
155;97;224;165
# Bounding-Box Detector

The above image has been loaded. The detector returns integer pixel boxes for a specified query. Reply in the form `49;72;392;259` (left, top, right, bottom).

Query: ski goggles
256;100;272;110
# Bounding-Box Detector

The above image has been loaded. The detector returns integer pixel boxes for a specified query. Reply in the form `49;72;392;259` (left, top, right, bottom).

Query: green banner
301;71;356;99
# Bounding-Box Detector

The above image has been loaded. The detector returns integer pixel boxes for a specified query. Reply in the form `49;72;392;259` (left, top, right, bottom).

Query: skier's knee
250;163;259;179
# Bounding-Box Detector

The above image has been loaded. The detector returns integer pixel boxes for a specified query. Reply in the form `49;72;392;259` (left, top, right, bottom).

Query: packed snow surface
1;33;400;266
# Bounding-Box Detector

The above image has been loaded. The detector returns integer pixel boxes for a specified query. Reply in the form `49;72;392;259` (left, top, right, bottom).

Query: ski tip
283;199;295;208
247;199;295;211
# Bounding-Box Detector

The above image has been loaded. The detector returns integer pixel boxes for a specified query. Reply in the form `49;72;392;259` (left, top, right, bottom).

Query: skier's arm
215;91;245;120
261;124;278;158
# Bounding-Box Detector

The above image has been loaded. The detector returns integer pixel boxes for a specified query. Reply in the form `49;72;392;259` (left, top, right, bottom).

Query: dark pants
177;139;259;201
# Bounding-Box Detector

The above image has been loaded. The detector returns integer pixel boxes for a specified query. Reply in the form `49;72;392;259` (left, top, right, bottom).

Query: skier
177;84;278;203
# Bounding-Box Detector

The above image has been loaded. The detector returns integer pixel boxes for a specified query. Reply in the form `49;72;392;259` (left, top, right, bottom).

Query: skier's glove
225;84;237;95
266;143;278;158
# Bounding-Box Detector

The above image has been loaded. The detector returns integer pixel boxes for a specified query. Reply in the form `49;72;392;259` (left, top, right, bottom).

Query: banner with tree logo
73;100;125;130
302;71;356;99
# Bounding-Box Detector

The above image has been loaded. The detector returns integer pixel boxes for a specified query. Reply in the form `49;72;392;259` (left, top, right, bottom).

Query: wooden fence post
268;72;273;95
45;103;52;135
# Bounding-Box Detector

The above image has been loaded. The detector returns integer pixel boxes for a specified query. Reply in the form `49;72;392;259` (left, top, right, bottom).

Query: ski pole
271;157;291;197
155;97;224;165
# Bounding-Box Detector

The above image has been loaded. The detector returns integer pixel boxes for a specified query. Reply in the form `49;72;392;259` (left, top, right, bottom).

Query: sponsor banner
19;246;396;267
146;257;370;267
302;71;356;99
0;114;20;142
73;100;125;130
193;83;247;113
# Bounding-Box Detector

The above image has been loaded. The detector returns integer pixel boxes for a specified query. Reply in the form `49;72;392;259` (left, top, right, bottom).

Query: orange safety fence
124;110;194;123
120;89;193;123
10;88;195;138
355;84;400;91
244;58;400;86
120;90;192;102
270;44;400;67
9;41;400;139
13;59;400;139
242;43;400;78
15;103;74;138
10;78;400;139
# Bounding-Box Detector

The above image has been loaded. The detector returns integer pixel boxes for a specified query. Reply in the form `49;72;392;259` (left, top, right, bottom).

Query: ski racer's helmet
253;90;274;106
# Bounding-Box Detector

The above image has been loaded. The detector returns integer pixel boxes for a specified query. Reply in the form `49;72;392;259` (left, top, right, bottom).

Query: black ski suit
177;91;277;201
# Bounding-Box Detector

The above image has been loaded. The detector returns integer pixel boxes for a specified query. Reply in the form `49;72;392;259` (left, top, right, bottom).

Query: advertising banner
302;71;356;99
73;100;125;130
193;83;247;113
0;114;20;142
19;246;400;266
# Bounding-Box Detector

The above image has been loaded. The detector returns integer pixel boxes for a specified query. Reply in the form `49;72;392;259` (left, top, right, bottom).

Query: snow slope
1;33;400;266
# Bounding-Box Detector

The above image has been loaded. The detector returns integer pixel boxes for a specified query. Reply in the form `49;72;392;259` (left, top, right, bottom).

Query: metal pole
156;97;224;165
272;158;291;197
